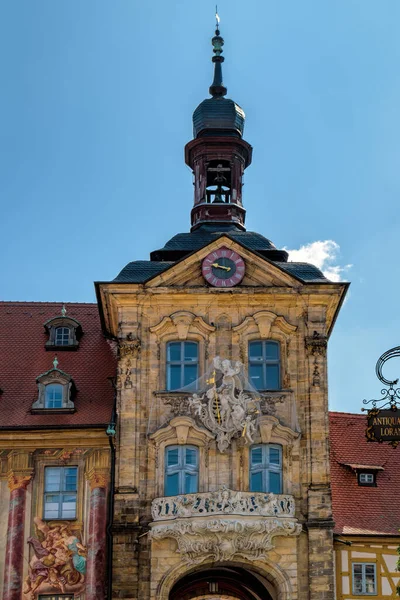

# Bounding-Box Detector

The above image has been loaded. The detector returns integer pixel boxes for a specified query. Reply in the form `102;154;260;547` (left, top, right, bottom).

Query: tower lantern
185;24;253;231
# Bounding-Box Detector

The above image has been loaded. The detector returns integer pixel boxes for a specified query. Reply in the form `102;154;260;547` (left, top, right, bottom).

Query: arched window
249;444;282;493
166;341;198;390
248;340;280;390
165;445;199;496
45;384;63;409
55;326;71;346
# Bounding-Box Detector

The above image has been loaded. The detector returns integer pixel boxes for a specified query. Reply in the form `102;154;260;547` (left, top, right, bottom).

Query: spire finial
209;8;227;97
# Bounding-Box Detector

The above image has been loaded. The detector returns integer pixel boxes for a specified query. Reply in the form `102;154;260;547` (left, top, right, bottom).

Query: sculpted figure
218;387;232;427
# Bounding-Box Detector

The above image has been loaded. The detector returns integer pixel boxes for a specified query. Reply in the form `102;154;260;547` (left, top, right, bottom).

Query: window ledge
31;408;76;415
45;343;79;351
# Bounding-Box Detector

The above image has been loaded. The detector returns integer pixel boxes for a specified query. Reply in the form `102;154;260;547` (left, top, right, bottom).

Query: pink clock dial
202;247;245;287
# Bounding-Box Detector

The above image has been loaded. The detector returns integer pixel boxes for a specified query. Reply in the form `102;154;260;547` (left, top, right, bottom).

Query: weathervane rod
215;5;220;31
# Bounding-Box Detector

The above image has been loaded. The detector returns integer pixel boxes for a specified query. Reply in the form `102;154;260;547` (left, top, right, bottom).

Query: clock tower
97;19;348;600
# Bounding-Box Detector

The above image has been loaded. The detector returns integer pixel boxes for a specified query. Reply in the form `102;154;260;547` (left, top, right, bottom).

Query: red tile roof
329;411;400;535
0;302;116;428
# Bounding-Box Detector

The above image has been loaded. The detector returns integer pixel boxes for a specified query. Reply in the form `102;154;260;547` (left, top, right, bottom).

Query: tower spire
209;9;227;97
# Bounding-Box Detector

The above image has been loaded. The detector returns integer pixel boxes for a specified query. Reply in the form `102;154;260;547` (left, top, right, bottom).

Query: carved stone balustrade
149;487;302;565
151;487;295;521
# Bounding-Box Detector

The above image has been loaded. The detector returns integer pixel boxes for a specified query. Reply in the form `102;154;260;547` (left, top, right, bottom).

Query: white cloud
285;240;351;282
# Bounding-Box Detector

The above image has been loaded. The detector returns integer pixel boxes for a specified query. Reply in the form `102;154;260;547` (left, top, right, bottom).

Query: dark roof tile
114;261;174;283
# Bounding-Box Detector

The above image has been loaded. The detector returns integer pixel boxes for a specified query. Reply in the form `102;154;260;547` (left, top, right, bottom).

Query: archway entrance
169;566;274;600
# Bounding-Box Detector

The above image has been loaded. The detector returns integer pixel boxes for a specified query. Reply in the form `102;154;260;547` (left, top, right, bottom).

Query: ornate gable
145;237;302;289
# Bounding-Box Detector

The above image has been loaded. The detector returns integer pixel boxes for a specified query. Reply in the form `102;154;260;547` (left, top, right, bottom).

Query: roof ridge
0;301;98;307
329;411;364;417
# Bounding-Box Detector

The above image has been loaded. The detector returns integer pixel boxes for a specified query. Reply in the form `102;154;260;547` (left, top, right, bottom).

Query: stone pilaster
2;451;34;600
305;325;335;600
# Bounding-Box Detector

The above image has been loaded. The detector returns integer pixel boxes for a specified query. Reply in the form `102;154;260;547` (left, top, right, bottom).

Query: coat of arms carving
188;357;259;452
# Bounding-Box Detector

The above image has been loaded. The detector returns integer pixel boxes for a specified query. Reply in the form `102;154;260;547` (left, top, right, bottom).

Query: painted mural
23;517;86;599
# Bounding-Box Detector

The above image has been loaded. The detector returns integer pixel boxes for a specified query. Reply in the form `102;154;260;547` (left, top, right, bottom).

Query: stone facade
98;240;347;599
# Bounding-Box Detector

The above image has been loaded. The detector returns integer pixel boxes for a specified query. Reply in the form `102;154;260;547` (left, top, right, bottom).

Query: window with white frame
45;384;64;409
358;472;375;486
165;445;199;496
55;327;71;346
248;340;280;390
249;444;282;493
44;466;78;519
352;563;377;595
166;341;198;390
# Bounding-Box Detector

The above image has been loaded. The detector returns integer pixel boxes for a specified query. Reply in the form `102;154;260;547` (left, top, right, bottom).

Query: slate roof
329;412;400;535
114;261;174;283
150;224;288;262
0;302;116;429
113;224;329;284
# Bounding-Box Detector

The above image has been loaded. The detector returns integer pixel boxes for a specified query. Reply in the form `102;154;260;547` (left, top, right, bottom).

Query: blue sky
1;1;399;413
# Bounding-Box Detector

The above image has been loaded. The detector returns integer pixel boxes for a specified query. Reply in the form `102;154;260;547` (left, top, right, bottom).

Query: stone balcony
149;487;302;565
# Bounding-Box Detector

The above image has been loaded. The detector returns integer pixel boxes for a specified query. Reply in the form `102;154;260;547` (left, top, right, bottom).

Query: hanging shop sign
363;346;400;449
366;408;400;448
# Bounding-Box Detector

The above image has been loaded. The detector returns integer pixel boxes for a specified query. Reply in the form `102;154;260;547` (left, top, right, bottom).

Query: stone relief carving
312;362;321;387
150;515;301;565
160;394;191;417
116;336;141;389
119;336;141;359
23;518;86;599
188;358;259;452
151;487;296;521
305;331;327;357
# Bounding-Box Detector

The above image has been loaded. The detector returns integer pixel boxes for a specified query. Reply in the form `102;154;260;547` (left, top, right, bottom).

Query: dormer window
32;357;75;413
344;463;382;487
44;305;82;350
358;472;376;486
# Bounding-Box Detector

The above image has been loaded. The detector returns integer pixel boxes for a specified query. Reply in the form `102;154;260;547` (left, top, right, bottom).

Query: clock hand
212;262;231;272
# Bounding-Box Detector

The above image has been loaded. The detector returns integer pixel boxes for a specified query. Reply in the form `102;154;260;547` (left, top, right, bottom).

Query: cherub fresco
23;517;86;599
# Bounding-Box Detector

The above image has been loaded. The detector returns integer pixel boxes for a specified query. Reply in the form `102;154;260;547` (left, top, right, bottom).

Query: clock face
202;247;246;287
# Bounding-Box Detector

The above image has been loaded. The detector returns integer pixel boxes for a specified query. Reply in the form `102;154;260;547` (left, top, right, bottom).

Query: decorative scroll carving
305;331;327;357
150;312;215;340
119;337;141;359
158;393;191;417
188;358;258;452
151;488;296;521
150;494;301;565
116;336;141;389
259;393;285;415
233;311;297;338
